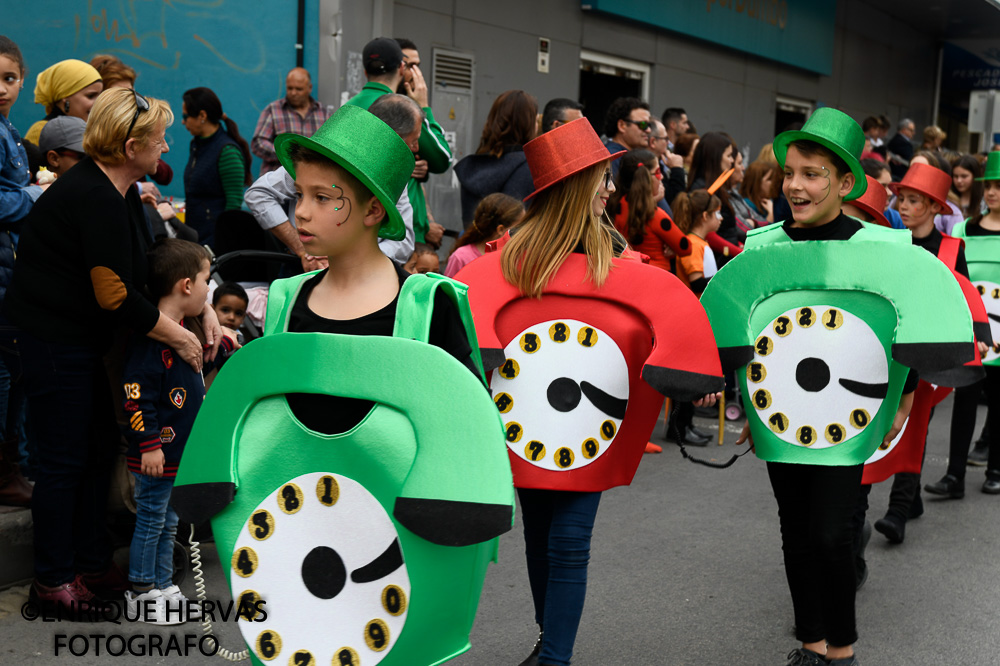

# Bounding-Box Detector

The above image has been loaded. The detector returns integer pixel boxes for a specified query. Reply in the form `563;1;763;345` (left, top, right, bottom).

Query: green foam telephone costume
171;271;514;666
701;223;975;465
952;219;1000;366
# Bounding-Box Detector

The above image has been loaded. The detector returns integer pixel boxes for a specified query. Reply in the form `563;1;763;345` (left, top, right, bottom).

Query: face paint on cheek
329;185;353;226
815;166;833;204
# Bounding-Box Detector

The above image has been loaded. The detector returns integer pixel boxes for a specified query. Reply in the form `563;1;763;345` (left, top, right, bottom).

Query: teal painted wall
584;0;837;75
5;0;320;196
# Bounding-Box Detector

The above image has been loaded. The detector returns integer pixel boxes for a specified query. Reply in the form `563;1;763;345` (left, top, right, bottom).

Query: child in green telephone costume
700;108;974;666
170;105;514;666
929;150;1000;496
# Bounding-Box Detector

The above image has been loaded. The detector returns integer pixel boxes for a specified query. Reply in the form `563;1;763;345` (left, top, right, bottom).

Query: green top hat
274;105;415;241
976;151;1000;181
772;107;867;201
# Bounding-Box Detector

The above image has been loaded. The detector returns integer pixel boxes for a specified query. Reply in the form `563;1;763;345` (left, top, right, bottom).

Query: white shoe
124;589;184;625
160;584;202;621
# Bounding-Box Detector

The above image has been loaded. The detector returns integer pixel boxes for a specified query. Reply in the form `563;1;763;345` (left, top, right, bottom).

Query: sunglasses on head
123;91;149;147
623;119;651;131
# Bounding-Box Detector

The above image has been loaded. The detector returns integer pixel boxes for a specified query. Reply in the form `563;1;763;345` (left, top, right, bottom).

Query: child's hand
882;390;914;449
220;326;242;350
693;391;722;407
734;421;755;452
141;449;165;477
979;341;989;359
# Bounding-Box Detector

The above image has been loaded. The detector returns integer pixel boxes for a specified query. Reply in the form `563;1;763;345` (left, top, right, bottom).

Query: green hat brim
773;130;867;201
976;152;1000;181
273;133;409;242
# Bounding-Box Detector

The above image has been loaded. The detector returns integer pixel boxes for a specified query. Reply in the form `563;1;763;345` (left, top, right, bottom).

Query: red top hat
523;118;626;201
889;163;951;212
851;175;889;227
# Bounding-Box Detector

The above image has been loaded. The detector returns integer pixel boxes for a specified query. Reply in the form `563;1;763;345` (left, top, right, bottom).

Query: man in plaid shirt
251;67;332;176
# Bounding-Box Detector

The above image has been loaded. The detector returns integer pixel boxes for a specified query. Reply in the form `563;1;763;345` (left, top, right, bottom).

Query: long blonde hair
501;162;615;298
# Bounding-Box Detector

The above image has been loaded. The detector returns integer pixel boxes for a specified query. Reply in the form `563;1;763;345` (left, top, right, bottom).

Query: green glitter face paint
329;185;353;226
815;165;833;204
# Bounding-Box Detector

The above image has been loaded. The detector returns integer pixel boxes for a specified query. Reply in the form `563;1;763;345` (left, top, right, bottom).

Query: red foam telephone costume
862;235;990;484
456;237;724;492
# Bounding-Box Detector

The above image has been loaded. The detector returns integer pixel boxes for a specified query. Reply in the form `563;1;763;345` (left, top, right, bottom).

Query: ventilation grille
433;50;475;93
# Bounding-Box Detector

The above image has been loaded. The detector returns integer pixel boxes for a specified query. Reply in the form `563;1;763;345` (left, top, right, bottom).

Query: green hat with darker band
772;107;867;201
976;151;1000;181
275;104;415;241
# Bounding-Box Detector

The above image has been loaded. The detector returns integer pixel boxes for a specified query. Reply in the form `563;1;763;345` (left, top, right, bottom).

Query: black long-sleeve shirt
5;157;159;349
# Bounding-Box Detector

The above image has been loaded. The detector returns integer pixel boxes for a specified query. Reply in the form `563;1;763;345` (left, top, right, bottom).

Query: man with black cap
346;37;451;248
38;115;86;178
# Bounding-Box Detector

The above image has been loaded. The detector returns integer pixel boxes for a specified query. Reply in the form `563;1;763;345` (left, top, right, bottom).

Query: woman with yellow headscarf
24;59;102;144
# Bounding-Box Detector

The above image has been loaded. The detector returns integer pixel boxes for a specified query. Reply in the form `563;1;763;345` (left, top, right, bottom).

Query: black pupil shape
547;377;582;412
795;357;830;392
302;546;346;599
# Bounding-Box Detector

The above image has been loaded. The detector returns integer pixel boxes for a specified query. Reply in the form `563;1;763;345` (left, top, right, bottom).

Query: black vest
184;128;240;249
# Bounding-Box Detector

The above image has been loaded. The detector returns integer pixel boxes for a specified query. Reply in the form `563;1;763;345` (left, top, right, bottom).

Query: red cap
851;175;889;227
523;118;625;201
889;163;952;211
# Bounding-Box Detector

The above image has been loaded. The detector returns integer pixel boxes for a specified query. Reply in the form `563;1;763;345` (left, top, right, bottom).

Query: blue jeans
517;488;602;666
0;314;29;472
20;330;117;586
129;472;178;588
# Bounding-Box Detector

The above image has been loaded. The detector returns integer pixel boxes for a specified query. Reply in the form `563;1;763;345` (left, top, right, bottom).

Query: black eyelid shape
988;313;1000;324
838;378;888;400
579;381;628;420
350;538;403;583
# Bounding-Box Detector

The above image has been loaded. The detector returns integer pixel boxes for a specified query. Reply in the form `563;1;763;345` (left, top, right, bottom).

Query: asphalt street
1;394;997;665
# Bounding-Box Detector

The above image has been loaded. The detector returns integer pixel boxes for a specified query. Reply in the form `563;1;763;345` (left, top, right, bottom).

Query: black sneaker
924;474;965;499
786;648;826;666
982;471;1000;495
968;443;989;466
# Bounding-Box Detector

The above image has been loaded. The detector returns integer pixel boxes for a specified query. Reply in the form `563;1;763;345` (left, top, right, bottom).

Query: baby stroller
209;210;302;341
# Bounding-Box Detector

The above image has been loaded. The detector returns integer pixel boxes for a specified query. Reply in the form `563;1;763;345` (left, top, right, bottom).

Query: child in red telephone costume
455;119;724;666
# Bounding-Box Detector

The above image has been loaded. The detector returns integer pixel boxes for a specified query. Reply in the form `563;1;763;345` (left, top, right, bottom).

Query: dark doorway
580;65;643;139
775;98;812;136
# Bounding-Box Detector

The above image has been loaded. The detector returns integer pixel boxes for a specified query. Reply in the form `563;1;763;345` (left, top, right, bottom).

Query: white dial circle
490;319;629;471
231;472;409;664
748;305;888;449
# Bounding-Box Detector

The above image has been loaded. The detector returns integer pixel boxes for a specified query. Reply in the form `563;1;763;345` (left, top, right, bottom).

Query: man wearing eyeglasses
603;97;651;176
648;118;686;214
346;37;451;250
